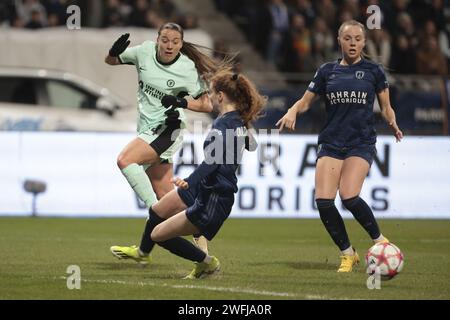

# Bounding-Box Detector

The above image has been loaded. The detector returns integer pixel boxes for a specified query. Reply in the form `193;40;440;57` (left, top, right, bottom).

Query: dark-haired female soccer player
127;68;263;279
277;20;403;272
106;23;224;263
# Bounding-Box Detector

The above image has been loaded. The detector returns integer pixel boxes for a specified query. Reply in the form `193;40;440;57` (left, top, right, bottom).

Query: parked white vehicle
0;67;137;132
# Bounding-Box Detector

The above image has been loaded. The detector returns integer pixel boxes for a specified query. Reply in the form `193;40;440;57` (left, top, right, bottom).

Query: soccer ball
365;242;404;280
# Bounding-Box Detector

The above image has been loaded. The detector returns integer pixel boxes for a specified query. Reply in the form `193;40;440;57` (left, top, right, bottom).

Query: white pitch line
305;294;331;300
57;277;354;299
170;283;295;297
58;276;297;298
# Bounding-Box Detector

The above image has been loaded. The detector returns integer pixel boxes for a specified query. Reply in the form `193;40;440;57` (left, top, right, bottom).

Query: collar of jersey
337;57;365;67
220;110;239;118
155;49;181;66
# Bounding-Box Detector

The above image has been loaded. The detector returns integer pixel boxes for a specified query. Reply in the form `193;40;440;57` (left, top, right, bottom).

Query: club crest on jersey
355;71;365;79
167;79;175;87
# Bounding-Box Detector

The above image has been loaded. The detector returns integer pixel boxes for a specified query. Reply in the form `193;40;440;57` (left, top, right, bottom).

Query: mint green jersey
119;40;206;133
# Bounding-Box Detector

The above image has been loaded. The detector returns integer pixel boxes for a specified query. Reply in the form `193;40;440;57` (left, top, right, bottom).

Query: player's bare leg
147;162;174;200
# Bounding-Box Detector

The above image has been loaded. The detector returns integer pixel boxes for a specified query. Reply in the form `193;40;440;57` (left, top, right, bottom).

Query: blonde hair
338;20;366;39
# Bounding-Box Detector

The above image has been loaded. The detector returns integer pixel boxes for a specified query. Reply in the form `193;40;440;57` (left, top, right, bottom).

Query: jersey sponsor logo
167;79;175;87
326;90;368;105
308;82;315;89
355;71;365;79
140;80;165;100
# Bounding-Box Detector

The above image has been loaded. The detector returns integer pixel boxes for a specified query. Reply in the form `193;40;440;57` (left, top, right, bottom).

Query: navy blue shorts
177;184;197;208
317;143;377;166
178;187;234;241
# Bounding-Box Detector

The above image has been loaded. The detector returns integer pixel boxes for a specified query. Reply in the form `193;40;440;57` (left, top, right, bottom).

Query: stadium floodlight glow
23;179;47;217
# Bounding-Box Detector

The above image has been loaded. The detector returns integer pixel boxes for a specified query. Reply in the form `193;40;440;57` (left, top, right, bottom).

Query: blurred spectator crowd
0;0;81;28
0;0;198;30
101;0;198;29
2;0;450;76
214;0;450;75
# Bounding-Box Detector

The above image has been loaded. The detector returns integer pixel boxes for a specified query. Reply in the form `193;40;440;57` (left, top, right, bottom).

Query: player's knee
117;153;131;169
339;190;359;201
315;186;338;200
150;227;162;242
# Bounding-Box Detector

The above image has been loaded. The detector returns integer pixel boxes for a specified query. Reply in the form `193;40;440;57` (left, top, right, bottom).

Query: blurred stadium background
0;0;449;300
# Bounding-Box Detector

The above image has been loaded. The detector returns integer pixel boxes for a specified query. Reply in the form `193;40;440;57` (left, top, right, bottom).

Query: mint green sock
121;163;157;207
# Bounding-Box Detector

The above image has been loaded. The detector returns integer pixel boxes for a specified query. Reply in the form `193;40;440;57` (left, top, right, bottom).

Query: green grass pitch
0;217;449;300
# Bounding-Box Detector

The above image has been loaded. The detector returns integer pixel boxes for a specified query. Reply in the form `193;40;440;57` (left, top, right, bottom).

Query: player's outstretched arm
186;93;213;113
378;88;403;142
276;90;316;131
104;33;130;65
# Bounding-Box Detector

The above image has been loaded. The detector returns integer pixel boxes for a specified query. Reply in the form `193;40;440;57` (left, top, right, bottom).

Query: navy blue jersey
186;110;256;193
307;58;389;147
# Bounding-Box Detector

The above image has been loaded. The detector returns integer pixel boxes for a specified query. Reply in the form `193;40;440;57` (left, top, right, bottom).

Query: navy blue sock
316;199;351;251
139;207;163;254
342;196;381;240
157;237;207;263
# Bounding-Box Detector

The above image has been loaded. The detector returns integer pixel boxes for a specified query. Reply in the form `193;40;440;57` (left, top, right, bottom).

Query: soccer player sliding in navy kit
106;23;226;264
134;68;263;279
277;20;403;272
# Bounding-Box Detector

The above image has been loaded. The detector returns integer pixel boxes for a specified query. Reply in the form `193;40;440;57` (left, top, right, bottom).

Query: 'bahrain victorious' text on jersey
119;40;206;133
186;110;257;194
307;58;389;147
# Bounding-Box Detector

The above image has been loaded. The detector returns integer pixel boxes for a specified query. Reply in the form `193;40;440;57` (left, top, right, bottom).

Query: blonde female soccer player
277;20;403;272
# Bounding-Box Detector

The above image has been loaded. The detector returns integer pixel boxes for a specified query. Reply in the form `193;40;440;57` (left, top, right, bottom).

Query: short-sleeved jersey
186;111;256;193
119;40;207;133
307;58;389;147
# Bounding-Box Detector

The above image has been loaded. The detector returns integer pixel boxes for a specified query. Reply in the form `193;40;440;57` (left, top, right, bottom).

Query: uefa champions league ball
366;242;404;280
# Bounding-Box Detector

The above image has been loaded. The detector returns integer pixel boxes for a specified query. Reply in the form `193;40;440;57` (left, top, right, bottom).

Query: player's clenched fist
171;177;189;189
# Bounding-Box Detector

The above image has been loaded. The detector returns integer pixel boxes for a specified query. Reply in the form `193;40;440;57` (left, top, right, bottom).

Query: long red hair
211;68;265;126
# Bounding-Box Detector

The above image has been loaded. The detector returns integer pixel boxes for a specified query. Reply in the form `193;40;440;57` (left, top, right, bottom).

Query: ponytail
181;41;230;78
211;68;265;126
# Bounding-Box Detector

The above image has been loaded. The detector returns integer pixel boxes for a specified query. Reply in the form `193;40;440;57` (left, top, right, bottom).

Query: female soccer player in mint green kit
106;23;218;263
277;20;403;273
